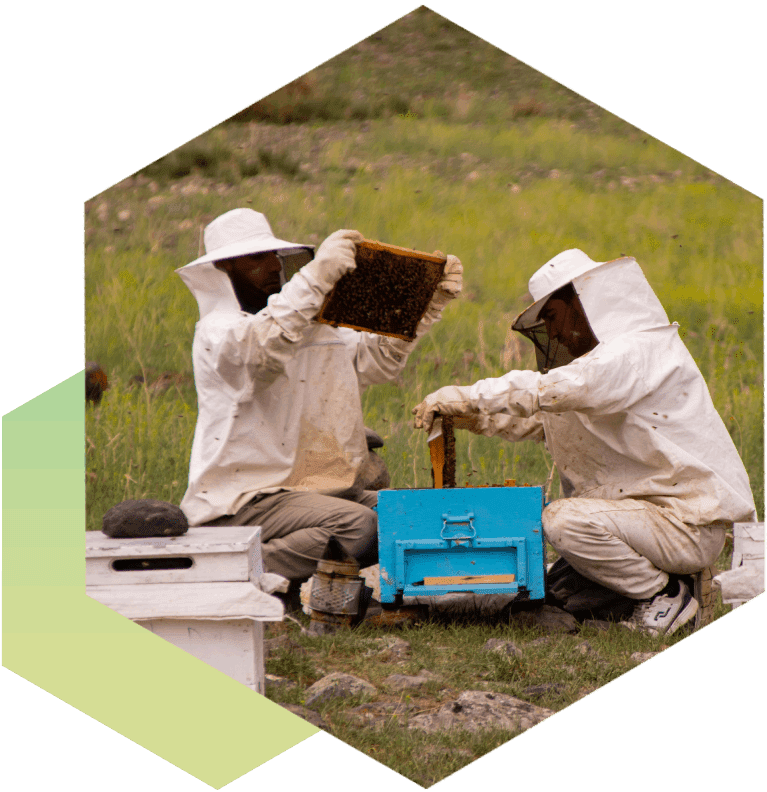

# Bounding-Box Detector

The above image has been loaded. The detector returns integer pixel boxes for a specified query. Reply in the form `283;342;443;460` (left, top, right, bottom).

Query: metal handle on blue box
440;513;476;543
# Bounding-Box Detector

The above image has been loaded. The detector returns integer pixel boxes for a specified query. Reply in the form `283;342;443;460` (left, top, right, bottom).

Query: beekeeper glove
431;253;463;308
269;229;363;342
412;385;475;433
300;229;363;295
419;253;463;327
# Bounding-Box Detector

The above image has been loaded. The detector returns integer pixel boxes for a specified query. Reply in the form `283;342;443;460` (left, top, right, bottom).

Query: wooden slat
429;433;445;489
422;574;516;585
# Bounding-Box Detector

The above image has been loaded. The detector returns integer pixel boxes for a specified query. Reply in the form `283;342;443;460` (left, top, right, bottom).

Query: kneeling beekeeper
413;249;756;635
176;208;462;607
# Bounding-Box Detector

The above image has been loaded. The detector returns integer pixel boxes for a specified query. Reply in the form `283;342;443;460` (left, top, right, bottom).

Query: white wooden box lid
85;526;261;558
87;581;283;621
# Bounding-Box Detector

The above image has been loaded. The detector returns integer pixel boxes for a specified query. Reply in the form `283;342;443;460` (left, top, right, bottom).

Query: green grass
262;605;719;786
85;112;764;521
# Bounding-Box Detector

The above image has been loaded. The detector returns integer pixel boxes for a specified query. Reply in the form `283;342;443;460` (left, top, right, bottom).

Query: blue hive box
377;486;545;603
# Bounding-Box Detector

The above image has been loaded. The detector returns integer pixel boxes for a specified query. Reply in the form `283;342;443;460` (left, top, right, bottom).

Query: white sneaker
622;579;698;636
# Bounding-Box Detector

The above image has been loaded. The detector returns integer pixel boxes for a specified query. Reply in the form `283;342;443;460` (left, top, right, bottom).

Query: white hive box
713;522;765;608
86;526;283;694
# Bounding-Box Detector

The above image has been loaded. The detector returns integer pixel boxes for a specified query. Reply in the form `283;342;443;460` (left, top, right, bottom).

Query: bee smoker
307;536;373;635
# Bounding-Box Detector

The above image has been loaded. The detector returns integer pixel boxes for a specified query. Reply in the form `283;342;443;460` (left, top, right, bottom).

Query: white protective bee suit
415;250;756;599
176;209;461;581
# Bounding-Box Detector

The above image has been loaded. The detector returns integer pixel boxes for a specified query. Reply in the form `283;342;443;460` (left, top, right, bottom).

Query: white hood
571;256;670;343
467;251;757;526
514;249;670;343
176;260;243;319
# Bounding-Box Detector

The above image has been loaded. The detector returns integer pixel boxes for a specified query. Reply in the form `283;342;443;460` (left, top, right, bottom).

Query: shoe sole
665;596;699;636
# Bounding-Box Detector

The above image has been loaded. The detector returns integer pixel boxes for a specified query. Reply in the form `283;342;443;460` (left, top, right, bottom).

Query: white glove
430;253;463;311
300;229;364;295
412;253;463;338
412;385;475;433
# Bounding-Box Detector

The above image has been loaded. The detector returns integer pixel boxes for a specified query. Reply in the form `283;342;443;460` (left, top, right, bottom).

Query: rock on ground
265;674;297;691
507;604;579;634
409;690;554;734
483;638;522;658
384;671;438;692
363;636;411;661
521;683;567;702
345;701;412;730
304;672;377;708
629;651;659;663
574;641;598;656
282;704;329;730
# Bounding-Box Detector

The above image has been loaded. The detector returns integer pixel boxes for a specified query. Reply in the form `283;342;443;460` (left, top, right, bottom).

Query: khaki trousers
543;497;727;600
206;489;378;581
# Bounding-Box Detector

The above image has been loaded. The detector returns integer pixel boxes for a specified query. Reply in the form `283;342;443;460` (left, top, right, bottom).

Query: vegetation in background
85;113;763;525
226;8;621;131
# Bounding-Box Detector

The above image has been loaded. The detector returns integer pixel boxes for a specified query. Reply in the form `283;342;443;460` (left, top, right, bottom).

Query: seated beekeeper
413;249;756;635
176;208;462;605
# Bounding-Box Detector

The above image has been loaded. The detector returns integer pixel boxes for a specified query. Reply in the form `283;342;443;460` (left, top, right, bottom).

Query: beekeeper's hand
301;229;363;294
430;252;463;310
410;253;462;340
412;385;475;433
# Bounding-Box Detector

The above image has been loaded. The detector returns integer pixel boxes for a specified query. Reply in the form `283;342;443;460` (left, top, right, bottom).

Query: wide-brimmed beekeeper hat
185;208;313;267
512;249;606;331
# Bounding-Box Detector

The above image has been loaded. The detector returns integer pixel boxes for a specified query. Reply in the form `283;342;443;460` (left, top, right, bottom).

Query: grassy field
85;117;763;520
260;607;716;788
84;7;763;785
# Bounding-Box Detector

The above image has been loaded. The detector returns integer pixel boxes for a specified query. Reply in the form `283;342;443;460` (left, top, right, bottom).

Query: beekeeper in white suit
176;208;462;607
414;249;756;635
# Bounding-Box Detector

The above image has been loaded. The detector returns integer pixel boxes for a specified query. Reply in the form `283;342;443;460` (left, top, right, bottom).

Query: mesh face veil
277;247;315;285
515;284;597;373
518;319;576;373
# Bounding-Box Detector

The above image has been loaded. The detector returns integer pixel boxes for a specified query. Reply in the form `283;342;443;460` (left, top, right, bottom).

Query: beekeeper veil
512;249;671;372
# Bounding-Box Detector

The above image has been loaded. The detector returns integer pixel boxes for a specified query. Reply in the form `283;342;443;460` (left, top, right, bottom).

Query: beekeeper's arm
413;340;659;432
452;412;546;443
346;254;463;387
201;230;363;390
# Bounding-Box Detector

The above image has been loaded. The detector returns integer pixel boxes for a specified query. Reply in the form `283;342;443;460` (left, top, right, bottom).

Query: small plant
266;647;318;687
